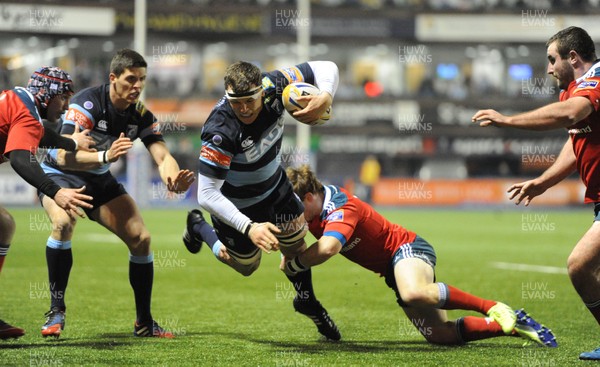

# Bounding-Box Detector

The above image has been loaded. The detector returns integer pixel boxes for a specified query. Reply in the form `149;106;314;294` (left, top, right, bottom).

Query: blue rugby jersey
42;84;164;175
198;63;315;209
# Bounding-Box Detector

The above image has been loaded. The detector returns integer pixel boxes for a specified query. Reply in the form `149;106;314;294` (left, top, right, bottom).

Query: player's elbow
319;237;342;259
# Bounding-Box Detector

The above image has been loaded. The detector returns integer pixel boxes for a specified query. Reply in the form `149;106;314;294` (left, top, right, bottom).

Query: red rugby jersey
561;61;600;203
308;185;417;277
0;88;44;163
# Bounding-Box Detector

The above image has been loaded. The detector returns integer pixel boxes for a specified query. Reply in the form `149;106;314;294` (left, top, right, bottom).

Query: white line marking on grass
80;233;180;244
81;233;121;243
491;261;567;275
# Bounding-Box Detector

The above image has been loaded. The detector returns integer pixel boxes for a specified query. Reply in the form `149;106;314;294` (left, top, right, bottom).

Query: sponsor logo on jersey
568;125;592;135
200;145;232;167
340;236;361;253
326;210;344;222
576;79;599;90
83;101;93;110
279;67;304;84
243;119;283;162
65;108;93;130
97;120;108;131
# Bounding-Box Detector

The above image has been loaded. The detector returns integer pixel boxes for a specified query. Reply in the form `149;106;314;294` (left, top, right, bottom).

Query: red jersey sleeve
4;94;43;155
322;201;360;246
572;77;600;112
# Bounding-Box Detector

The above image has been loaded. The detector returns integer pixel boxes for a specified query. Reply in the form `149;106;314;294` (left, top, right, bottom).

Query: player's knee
0;208;15;240
567;252;588;282
399;288;430;307
236;260;260;277
129;230;151;253
51;215;76;239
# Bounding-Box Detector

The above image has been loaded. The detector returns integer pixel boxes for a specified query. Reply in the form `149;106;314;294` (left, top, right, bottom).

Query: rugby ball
281;82;332;126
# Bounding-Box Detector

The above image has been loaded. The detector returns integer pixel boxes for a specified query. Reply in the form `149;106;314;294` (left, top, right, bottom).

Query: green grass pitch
0;207;596;366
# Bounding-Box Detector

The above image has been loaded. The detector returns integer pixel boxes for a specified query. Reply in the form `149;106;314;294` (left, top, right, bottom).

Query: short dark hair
110;49;147;77
546;26;597;62
224;61;261;93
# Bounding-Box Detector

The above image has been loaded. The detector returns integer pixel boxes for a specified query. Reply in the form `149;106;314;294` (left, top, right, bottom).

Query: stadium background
1;0;598;209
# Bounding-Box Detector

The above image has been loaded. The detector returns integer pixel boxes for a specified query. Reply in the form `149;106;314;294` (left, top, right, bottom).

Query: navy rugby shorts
384;235;437;307
210;175;303;257
39;171;127;220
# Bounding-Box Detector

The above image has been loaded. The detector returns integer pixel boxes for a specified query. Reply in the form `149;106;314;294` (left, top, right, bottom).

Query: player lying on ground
283;165;557;347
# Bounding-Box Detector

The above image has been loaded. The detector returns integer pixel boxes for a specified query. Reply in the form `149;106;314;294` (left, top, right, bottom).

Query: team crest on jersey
83;101;93;110
326;210;344;222
212;135;223;146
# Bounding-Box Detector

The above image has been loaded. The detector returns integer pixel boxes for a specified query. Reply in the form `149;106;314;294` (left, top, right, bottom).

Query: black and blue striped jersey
199;63;315;209
42;84;164;175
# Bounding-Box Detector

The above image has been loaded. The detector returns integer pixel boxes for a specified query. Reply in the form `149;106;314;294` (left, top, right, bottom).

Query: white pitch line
80;233;180;244
491;261;568;275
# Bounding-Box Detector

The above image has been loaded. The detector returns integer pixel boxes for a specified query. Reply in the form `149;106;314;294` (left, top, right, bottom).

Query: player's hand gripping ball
281;82;332;126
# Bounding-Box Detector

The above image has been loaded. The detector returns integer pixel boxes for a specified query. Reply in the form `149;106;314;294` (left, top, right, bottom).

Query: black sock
129;261;153;324
0;244;9;275
46;247;72;311
286;269;316;302
192;221;219;250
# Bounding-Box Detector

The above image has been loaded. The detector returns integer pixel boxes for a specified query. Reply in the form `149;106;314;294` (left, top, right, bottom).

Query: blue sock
193;222;219;249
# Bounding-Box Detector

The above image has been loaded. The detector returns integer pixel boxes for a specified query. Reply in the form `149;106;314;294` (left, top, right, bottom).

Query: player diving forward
183;60;341;340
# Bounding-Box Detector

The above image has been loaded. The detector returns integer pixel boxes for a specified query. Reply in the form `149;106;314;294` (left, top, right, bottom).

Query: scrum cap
26;66;74;109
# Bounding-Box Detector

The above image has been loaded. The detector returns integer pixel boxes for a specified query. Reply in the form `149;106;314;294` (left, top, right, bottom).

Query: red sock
0;255;5;275
441;284;496;313
458;316;505;342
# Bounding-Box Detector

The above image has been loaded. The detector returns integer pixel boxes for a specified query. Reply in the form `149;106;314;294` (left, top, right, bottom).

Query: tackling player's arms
297;235;343;268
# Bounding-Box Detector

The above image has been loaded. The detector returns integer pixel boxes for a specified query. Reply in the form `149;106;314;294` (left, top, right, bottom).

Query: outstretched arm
283;235;342;275
56;133;133;171
508;137;577;206
147;141;194;193
472;96;594;130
